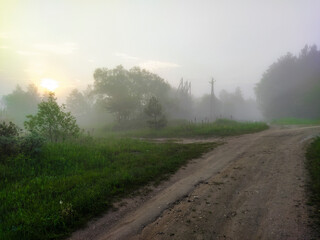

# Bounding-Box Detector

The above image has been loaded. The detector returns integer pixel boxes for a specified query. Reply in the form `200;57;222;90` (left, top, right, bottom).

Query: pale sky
0;0;319;100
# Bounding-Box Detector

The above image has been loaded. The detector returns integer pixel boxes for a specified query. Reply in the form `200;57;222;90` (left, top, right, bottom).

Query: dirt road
70;126;320;240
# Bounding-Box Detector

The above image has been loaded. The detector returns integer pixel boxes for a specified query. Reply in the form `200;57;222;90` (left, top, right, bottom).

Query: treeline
255;44;320;120
3;44;319;127
1;65;261;130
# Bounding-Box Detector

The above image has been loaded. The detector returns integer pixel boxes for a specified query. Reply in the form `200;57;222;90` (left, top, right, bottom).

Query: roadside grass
116;119;269;138
0;137;218;240
272;118;320;125
306;137;320;233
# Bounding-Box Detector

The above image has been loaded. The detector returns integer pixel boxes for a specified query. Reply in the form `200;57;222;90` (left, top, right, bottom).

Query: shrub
24;92;80;142
0;121;45;160
144;96;167;129
19;132;46;157
0;121;20;158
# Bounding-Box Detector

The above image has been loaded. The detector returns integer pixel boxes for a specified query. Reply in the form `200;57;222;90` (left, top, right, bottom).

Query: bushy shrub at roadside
0;121;45;161
19;132;46;157
0;121;21;158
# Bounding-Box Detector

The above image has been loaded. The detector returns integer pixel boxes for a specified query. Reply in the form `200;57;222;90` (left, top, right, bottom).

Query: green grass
0;137;218;240
306;137;320;233
271;118;320;125
118;119;269;138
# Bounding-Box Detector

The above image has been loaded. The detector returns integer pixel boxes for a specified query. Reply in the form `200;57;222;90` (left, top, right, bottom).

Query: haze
1;0;319;99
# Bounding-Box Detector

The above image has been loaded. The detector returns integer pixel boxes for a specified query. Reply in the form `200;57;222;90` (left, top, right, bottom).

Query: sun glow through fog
40;78;59;92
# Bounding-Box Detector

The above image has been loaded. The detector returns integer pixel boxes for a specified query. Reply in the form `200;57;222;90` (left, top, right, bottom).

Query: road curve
70;126;320;240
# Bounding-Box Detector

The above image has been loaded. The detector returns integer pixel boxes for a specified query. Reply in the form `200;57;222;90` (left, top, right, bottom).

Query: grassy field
118;119;269;138
0;119;269;240
306;137;320;232
0;137;218;240
272;118;320;125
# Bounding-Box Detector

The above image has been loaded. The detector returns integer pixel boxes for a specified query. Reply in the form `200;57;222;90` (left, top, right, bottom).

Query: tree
93;65;171;123
24;92;80;142
66;89;90;117
93;66;139;122
144;96;167;129
255;45;320;119
219;88;245;119
4;84;41;126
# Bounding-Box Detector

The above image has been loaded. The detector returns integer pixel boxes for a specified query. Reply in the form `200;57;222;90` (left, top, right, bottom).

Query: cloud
115;52;140;61
0;46;9;49
114;52;180;71
33;42;77;55
138;60;180;71
16;50;43;56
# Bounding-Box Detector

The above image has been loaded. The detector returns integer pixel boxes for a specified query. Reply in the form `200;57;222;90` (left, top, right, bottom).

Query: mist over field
1;1;320;240
1;0;320;129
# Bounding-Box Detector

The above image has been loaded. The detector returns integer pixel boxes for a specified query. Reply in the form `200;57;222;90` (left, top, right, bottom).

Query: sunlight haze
1;0;320;99
40;78;59;92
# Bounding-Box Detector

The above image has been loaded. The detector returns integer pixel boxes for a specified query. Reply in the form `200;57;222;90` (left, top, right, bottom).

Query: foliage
24;92;80;142
66;86;114;129
0;121;45;160
306;137;320;232
255;45;320;119
219;87;244;118
93;65;170;123
0;137;217;240
66;89;91;117
0;121;20;137
3;84;40;127
19;132;46;157
0;121;45;159
0;121;20;157
144;96;167;129
193;88;262;123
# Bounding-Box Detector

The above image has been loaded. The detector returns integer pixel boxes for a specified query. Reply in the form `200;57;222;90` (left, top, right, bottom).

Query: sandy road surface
70;126;320;240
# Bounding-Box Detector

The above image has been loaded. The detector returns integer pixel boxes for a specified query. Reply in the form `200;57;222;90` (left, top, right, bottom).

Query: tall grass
122;119;269;138
272;118;320;125
0;137;217;240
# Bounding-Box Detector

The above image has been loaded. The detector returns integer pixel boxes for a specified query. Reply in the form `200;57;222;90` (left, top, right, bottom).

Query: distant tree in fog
255;45;320;119
219;87;245;118
66;89;91;117
3;84;40;127
93;65;170;123
144;96;167;129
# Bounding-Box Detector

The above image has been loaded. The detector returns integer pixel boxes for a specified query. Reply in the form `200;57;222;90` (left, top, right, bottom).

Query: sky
0;0;320;101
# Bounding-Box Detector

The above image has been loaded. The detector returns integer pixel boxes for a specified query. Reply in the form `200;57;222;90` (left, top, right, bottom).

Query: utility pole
209;78;216;121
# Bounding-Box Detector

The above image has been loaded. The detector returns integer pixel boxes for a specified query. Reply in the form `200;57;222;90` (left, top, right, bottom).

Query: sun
40;78;59;92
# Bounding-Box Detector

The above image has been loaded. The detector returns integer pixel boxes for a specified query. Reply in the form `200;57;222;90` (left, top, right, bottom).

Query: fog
1;0;320;128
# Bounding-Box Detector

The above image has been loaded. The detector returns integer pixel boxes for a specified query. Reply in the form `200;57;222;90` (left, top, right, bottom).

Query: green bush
144;96;167;129
0;121;20;158
19;132;46;157
0;121;45;161
24;92;80;142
